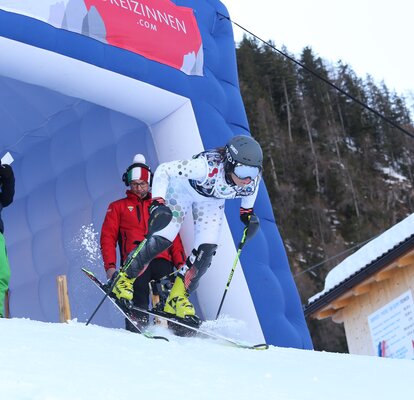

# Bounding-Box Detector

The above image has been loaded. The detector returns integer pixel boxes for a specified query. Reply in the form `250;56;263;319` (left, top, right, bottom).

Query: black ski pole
215;214;260;320
86;203;172;326
86;237;150;326
215;228;248;320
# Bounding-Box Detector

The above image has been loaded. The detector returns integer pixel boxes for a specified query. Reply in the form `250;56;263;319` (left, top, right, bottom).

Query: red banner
84;0;203;75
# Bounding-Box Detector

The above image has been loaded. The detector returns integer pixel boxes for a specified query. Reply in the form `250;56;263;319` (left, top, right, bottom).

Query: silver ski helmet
224;135;263;180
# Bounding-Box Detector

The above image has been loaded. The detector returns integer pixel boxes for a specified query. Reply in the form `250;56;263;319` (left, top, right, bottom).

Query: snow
381;166;408;183
1;317;413;400
309;213;414;303
72;224;102;265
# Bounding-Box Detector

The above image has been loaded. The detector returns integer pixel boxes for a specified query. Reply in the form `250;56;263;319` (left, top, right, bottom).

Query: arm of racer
240;175;261;209
151;158;208;199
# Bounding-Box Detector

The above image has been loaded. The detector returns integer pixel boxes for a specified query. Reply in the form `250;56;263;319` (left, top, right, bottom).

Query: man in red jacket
100;154;186;328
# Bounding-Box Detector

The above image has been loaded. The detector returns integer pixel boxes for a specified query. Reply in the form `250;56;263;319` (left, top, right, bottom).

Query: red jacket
100;190;186;271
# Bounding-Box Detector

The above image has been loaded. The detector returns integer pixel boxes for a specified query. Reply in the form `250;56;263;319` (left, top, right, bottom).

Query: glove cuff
240;207;253;226
152;197;165;205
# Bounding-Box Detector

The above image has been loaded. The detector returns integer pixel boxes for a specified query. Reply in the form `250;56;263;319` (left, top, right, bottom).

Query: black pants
125;257;174;331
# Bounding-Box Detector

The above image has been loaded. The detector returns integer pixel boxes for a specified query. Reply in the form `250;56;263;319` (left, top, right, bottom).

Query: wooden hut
305;214;414;358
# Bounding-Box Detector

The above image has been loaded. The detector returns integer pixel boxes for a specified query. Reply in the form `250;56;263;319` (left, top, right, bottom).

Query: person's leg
0;233;11;318
150;258;174;282
130;258;172;308
165;199;225;318
132;265;151;309
112;235;174;301
184;198;224;292
125;259;175;331
125;265;152;332
146;258;175;314
113;181;193;301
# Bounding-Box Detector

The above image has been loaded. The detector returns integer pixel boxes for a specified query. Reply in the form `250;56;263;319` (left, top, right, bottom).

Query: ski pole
215;228;248;320
215;214;260;320
86;204;172;326
86;238;149;326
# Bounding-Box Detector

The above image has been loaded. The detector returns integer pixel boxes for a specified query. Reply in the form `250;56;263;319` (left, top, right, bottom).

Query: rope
215;12;412;277
217;12;414;141
293;235;379;278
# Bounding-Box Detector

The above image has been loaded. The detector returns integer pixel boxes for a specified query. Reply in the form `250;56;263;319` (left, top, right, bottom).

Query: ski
82;268;268;350
82;268;169;342
129;304;269;350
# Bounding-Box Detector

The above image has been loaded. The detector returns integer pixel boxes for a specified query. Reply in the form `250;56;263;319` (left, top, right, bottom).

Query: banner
368;290;414;359
0;0;203;75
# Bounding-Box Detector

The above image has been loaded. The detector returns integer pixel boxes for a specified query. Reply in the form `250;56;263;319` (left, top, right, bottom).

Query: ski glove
148;197;173;234
240;207;260;241
240;207;254;226
0;164;13;179
149;197;166;214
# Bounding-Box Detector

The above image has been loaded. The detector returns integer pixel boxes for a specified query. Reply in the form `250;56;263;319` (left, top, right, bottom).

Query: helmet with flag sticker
224;135;263;180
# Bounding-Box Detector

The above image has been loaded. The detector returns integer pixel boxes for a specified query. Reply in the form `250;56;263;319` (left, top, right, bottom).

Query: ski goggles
233;163;261;180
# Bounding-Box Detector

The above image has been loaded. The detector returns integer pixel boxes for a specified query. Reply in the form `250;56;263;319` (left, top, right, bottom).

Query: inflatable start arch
0;0;312;349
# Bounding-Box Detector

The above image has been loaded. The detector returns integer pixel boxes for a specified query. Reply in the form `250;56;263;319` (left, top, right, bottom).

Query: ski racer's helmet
224;135;263;180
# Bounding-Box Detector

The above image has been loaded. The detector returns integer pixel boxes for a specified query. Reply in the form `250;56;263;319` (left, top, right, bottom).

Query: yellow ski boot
164;276;195;319
112;271;135;302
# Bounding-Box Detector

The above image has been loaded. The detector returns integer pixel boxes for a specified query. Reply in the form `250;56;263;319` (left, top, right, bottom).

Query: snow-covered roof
308;213;414;304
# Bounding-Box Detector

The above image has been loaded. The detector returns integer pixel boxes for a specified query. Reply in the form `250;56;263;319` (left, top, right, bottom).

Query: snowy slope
0;318;412;400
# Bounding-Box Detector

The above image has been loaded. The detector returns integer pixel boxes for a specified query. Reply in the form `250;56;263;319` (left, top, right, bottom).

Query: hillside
236;37;414;352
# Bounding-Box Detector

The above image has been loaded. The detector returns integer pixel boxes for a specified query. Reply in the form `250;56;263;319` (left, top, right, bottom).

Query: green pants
0;233;11;317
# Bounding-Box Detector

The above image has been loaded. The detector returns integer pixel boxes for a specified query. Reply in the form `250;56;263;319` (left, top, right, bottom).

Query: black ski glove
240;207;260;241
240;207;254;226
148;197;172;234
0;164;13;179
149;197;166;214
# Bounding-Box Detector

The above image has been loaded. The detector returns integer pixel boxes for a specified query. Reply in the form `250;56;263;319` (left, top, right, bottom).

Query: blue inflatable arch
0;1;312;349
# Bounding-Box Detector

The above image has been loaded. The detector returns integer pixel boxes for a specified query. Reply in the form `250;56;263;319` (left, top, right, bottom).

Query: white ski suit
152;150;260;248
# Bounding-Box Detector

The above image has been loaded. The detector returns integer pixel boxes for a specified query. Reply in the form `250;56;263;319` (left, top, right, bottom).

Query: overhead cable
217;12;414;141
293;235;379;278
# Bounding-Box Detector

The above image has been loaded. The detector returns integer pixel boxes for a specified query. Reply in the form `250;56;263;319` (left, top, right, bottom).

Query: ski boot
163;276;200;329
111;271;136;303
150;276;173;311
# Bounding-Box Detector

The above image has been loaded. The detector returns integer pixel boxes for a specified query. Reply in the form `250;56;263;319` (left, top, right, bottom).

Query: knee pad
184;243;218;292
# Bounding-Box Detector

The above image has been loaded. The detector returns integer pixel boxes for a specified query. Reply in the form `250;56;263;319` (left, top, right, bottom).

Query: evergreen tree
236;38;414;353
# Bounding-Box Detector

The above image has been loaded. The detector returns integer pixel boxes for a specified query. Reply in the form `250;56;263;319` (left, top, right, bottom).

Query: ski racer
0;161;15;318
111;136;262;323
100;154;186;327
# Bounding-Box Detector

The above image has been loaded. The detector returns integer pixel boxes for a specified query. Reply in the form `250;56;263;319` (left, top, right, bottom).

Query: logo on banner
83;0;203;75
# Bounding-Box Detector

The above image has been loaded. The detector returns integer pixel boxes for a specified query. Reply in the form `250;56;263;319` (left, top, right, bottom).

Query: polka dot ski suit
153;150;260;250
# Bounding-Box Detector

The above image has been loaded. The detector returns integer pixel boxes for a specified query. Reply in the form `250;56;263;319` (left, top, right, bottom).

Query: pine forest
236;37;414;352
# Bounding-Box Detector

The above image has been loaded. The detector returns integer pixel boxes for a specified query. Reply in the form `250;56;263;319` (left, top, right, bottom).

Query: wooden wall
342;264;414;355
